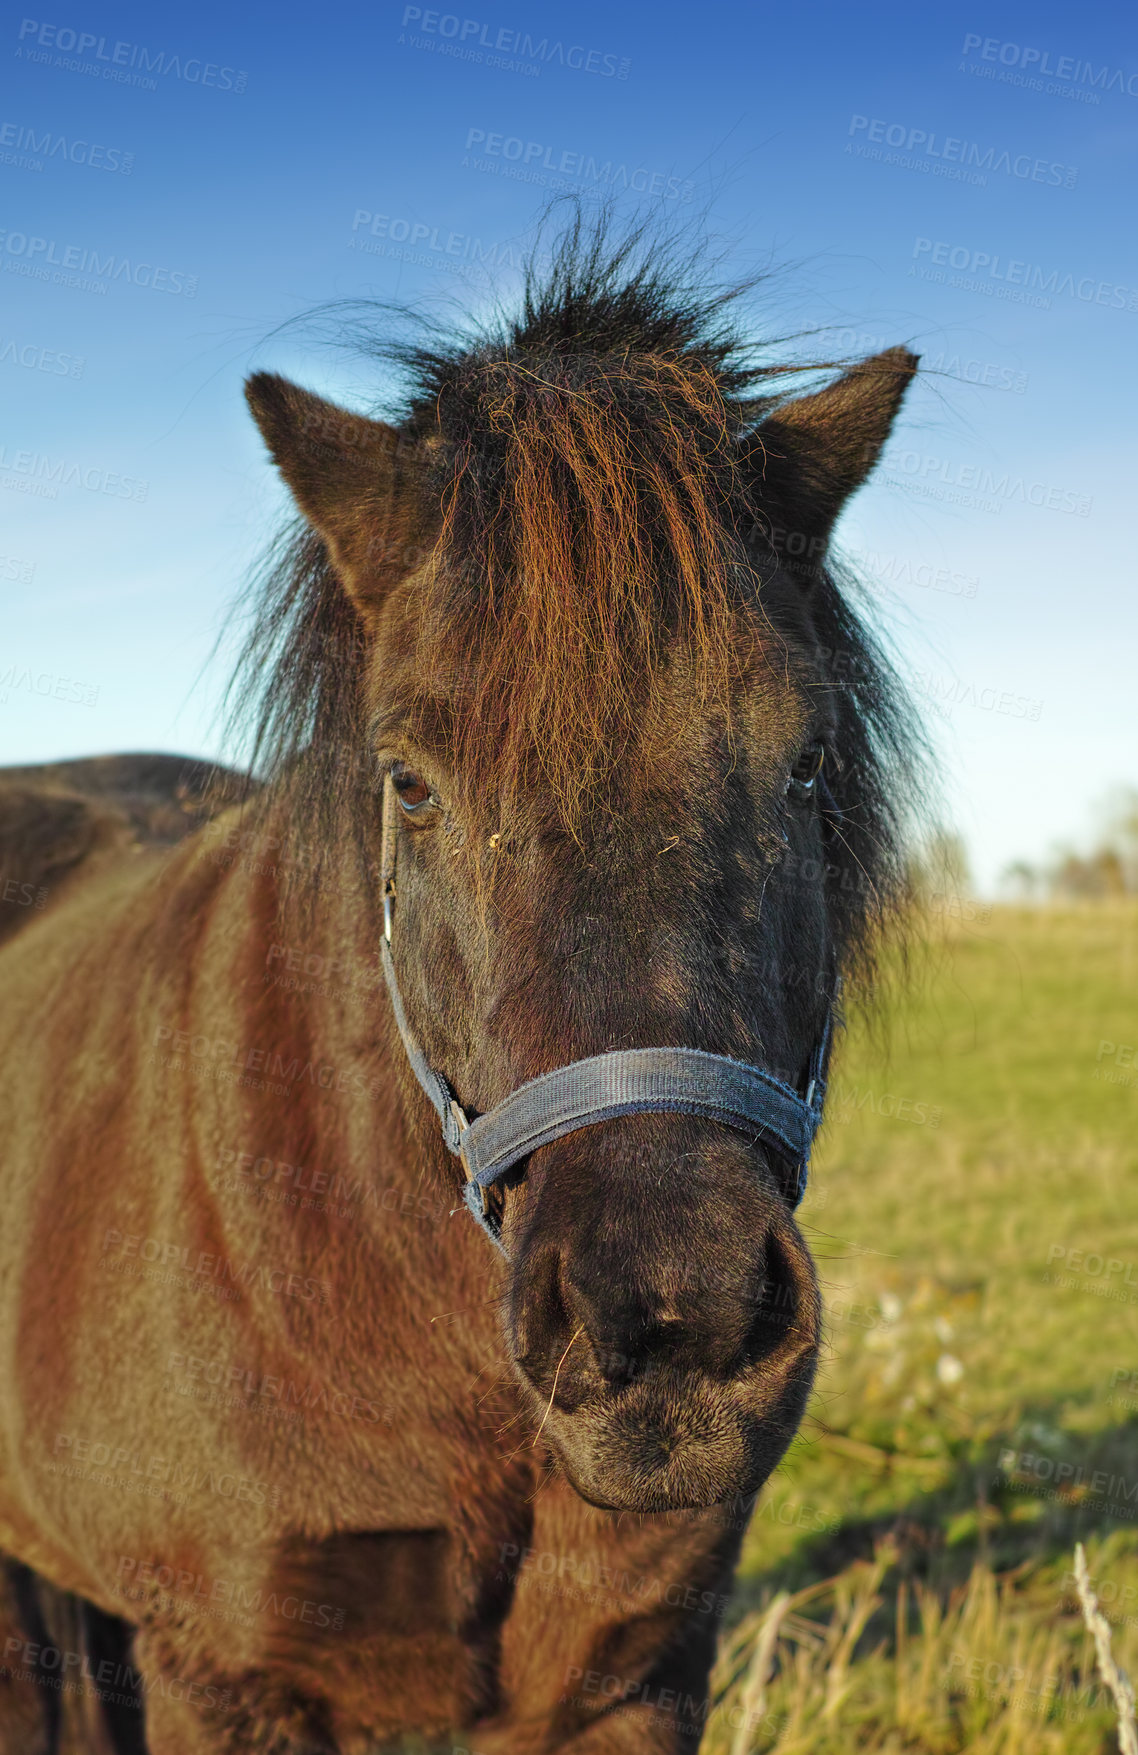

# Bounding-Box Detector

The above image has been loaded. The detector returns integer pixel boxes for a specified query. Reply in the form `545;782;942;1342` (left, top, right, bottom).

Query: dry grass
411;1546;1131;1755
705;1546;1129;1753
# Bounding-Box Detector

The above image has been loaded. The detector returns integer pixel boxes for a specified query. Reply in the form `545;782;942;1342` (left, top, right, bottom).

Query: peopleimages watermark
15;19;247;93
264;939;383;1002
944;1650;1098;1721
149;1021;383;1102
1094;1039;1138;1091
924;350;1028;394
348;209;522;277
397;8;630;79
215;1143;449;1228
0;334;84;376
0;553;37;583
115;1556;343;1633
1108;1370;1138;1422
0;444;147;502
164;1350;390;1427
858;548;979;599
0;1634;230;1714
462;127;693;202
829;1079;942;1128
828;330;1028;395
959;33;1138;102
496;1542;731;1618
47;1432;281;1509
1;872;48;910
559;1665;783;1743
99;1226;333;1310
1061;1562;1138;1628
846;115;1077;188
1044;1242;1138;1300
0;228;196;296
914;670;1043;723
0;118;132;173
883;449;1092;518
0;663;98;707
995;1447;1138;1520
910;237;1138;313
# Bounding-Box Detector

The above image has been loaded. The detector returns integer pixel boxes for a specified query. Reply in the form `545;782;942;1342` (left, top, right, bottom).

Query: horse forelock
404;345;753;826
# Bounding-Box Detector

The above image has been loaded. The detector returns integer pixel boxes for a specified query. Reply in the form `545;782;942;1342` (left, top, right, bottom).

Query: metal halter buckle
450;1098;472;1177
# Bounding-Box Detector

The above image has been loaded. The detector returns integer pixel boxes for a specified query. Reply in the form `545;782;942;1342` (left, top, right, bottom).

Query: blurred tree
1000;859;1039;901
1002;789;1138;901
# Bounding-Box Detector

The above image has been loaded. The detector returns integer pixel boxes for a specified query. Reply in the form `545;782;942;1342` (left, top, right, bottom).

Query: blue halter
378;777;836;1252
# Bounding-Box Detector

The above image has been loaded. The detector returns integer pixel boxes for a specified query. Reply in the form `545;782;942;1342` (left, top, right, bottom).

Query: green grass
706;902;1138;1754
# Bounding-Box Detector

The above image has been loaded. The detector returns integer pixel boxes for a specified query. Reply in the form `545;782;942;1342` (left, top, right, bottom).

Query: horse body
0;775;744;1750
0;226;923;1752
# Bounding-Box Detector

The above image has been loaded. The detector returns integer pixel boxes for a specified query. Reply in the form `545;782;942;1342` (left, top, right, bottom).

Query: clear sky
2;0;1135;890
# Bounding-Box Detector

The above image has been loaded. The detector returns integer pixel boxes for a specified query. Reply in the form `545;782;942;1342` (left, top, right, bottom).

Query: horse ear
244;373;435;614
744;346;918;556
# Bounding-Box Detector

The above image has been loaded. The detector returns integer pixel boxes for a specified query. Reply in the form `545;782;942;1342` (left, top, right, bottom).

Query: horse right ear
245;373;435;616
742;346;919;562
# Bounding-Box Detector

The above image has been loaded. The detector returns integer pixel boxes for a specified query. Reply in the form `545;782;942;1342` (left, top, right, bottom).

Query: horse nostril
512;1248;626;1405
589;1340;641;1390
746;1231;804;1364
590;1320;684;1389
512;1249;688;1399
512;1244;575;1393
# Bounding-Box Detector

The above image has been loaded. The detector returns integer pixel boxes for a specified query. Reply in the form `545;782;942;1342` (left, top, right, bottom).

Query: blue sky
2;0;1136;889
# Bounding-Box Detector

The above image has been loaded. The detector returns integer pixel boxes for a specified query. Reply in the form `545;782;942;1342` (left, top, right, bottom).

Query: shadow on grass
734;1402;1138;1616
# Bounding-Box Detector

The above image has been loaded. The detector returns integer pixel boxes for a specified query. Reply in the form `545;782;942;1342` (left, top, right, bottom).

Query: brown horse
0;227;922;1753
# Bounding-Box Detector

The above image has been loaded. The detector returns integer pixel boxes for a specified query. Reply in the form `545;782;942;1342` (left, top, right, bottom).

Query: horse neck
203;797;429;1253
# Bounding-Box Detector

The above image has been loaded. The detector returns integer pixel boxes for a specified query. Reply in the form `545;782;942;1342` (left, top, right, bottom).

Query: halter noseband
378;776;836;1253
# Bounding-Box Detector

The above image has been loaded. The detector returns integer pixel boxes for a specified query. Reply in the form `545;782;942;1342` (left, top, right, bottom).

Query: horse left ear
245;372;435;616
744;346;919;554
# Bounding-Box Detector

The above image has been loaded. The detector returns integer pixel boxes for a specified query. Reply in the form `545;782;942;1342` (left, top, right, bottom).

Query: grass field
705;901;1138;1753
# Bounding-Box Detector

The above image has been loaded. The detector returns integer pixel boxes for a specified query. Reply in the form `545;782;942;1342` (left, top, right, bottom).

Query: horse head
243;255;918;1513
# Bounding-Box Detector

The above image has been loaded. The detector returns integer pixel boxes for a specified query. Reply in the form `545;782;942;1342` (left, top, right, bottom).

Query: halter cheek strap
378;777;835;1253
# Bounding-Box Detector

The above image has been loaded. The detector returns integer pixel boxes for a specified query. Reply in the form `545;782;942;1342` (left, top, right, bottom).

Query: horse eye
391;764;433;812
786;743;825;797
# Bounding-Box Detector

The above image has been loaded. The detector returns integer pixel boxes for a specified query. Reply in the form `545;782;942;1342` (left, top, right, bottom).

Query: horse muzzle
506;1122;821;1513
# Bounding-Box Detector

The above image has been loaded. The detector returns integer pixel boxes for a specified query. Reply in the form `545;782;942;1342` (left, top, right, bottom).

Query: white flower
936;1353;965;1385
879;1292;903;1323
